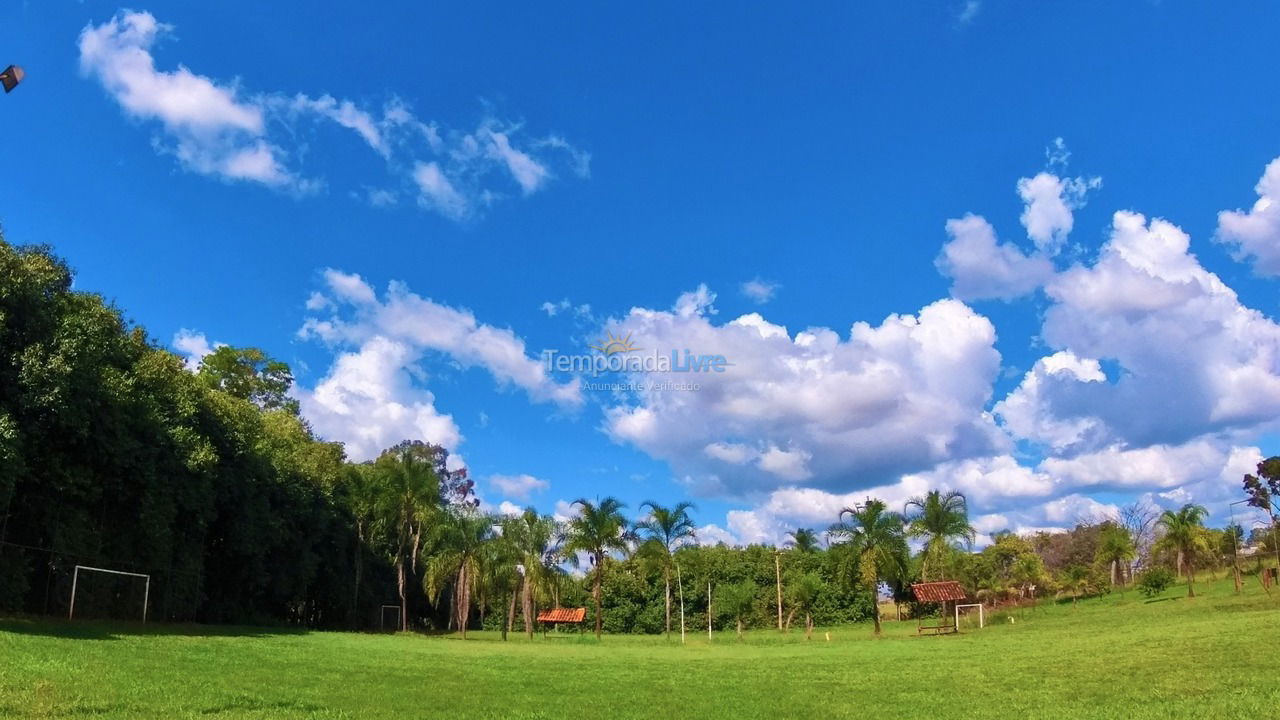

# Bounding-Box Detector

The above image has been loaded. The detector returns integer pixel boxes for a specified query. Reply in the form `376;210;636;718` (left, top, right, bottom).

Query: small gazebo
535;607;586;636
911;581;968;635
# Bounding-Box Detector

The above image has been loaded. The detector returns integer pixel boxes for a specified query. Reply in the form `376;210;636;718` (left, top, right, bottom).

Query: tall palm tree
372;444;441;632
425;509;495;638
774;528;821;630
563;497;630;638
340;463;383;624
1157;503;1209;598
829;498;908;636
634;500;697;637
785;528;821;553
1095;523;1136;587
475;526;520;640
904;490;975;581
507;508;562;638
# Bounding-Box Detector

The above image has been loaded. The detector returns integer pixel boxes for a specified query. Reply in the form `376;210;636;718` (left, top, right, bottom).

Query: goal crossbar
379;604;401;631
69;564;151;622
954;602;984;629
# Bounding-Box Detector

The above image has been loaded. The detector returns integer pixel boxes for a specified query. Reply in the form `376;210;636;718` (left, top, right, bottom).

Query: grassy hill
3;575;1278;719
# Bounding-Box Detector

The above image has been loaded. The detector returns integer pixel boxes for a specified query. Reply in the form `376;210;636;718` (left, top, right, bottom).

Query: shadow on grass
0;615;309;641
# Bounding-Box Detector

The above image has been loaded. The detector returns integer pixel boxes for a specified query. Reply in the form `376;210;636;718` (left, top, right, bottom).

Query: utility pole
707;582;712;641
775;549;783;631
1230;500;1248;594
676;562;686;644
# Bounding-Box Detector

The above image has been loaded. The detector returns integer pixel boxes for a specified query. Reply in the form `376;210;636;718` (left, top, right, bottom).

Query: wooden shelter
535;607;586;636
911;581;967;635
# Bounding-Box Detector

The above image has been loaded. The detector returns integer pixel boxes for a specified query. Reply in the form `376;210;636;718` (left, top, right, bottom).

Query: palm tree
787;572;824;639
372;443;441;631
425;509;495;638
829;498;908;636
1095;523;1136;587
774;528;821;630
1157;504;1210;598
634;501;697;638
563;497;630;639
507;508;562;638
476;526;520;640
904;490;975;581
785;528;821;553
340;463;382;624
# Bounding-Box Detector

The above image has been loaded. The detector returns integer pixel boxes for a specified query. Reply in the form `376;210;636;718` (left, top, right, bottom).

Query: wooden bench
917;622;956;636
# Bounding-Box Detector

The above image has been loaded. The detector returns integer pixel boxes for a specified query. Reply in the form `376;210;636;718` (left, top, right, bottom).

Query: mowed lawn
3;577;1279;719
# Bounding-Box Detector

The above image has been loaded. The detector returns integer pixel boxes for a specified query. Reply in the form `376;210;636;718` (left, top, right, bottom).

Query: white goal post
954;602;984;630
68;565;151;622
379;604;401;631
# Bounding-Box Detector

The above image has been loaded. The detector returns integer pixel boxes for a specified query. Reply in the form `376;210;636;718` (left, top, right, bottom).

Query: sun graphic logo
590;330;640;356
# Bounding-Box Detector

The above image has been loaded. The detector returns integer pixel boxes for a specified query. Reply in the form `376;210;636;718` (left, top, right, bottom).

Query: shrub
1136;567;1176;598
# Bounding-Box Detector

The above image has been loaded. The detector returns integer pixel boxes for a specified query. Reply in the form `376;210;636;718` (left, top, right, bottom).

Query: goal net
379;604;401;632
68;565;150;622
955;602;984;630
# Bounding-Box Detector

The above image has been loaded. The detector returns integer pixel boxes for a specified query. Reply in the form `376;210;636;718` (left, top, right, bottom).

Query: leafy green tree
1157;504;1210;598
372;442;441;631
787;572;824;639
1136;567;1176;598
197;346;299;413
564;497;630;638
1243;458;1280;570
829;499;907;636
715;580;755;637
1095;522;1136;587
634;501;697;637
425;509;495;638
506;508;562;638
905;490;975;581
476;524;521;640
1059;565;1092;605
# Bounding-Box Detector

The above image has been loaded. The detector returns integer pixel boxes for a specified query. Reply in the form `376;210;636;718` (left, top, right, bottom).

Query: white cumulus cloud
601;288;1006;496
1218;156;1280;275
490;473;550;501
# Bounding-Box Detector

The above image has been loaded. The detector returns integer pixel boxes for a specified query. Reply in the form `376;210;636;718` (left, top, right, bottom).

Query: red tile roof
911;581;968;603
536;607;586;623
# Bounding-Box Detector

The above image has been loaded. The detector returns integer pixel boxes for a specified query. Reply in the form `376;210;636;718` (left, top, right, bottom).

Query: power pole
774;549;783;631
676;562;686;644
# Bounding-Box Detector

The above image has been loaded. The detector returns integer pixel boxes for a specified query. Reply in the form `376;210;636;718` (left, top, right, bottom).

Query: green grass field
3;576;1279;719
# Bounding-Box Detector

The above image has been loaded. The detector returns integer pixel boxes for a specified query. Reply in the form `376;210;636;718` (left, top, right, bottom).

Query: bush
1136;567;1176;598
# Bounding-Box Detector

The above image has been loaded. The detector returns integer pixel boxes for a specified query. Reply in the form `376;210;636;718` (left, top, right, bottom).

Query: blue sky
5;2;1280;543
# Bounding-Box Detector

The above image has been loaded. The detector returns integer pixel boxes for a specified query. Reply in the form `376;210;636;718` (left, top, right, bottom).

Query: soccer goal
955;602;984;630
68;565;151;622
379;604;402;632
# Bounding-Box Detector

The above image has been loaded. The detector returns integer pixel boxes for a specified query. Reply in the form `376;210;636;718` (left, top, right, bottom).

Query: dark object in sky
1;65;24;93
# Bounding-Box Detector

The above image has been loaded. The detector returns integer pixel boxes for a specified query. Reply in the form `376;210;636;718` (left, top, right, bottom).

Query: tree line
2;236;1275;634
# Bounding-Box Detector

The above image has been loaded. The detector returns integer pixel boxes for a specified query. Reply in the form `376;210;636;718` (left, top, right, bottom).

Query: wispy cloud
78;10;589;219
957;1;982;25
739;278;779;304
